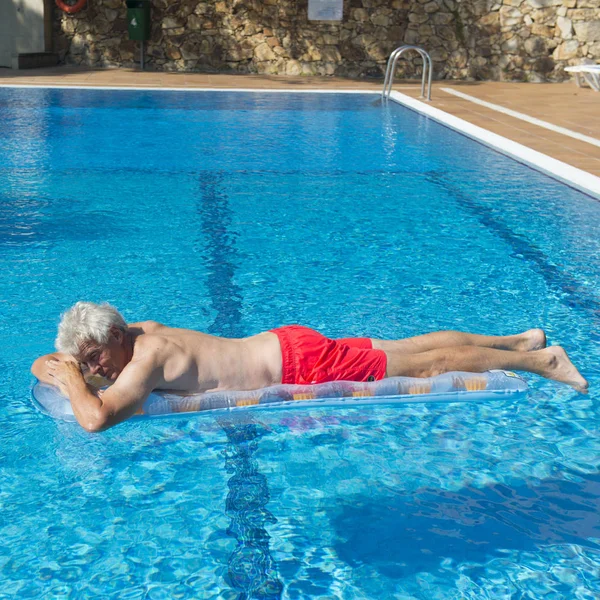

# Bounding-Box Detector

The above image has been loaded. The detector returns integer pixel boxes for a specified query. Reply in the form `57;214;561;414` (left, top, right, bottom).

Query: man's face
77;330;126;381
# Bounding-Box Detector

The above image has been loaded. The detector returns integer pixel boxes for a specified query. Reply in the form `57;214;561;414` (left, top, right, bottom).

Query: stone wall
52;0;600;81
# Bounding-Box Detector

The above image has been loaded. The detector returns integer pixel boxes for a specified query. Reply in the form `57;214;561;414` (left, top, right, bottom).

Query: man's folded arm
70;359;162;432
31;353;110;388
31;353;77;385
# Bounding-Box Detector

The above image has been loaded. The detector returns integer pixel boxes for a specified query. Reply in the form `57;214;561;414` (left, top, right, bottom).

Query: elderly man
32;302;588;431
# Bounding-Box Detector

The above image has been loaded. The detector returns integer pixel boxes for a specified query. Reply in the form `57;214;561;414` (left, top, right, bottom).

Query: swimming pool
1;87;599;598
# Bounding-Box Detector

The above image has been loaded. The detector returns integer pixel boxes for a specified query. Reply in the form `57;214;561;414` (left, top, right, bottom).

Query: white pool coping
440;87;600;150
388;90;600;199
1;83;599;199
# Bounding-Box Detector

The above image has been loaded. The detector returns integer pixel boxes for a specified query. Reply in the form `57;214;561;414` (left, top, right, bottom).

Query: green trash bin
126;0;151;41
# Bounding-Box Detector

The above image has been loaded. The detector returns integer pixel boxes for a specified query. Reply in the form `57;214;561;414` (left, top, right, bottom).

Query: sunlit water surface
0;89;599;599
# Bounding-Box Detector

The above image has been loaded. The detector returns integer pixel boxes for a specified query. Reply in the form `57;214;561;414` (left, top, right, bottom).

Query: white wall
0;0;46;67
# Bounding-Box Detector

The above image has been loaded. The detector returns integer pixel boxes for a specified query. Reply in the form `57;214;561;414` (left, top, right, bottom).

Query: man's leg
384;345;588;393
372;329;546;354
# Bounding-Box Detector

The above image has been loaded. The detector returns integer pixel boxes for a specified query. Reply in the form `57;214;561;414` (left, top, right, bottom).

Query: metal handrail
382;45;432;101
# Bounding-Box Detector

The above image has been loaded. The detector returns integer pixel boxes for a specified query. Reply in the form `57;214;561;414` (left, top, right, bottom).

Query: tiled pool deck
1;66;599;177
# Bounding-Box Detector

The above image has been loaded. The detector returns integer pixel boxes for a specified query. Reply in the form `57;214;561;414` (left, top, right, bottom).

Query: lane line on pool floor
440;87;600;149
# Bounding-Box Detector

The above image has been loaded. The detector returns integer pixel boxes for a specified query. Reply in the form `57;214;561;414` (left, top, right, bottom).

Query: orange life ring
55;0;87;14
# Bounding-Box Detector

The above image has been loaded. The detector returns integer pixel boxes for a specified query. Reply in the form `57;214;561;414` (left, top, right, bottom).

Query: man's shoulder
133;330;170;354
128;320;164;333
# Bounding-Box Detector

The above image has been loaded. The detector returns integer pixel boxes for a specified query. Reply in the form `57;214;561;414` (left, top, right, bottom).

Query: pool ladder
382;46;432;101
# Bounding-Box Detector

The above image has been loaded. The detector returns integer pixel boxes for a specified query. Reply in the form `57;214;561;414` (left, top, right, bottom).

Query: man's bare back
32;302;588;432
125;321;283;394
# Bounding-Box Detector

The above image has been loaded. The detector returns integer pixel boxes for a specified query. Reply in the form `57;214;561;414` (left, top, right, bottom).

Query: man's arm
32;353;110;388
31;353;79;385
46;358;162;432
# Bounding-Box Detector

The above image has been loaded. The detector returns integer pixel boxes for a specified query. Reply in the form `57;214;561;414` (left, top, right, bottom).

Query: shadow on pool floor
332;469;600;579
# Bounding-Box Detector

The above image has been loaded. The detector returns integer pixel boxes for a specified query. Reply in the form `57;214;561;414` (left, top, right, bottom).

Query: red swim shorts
271;325;388;385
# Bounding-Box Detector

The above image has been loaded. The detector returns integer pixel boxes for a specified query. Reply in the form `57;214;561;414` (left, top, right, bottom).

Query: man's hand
46;359;84;397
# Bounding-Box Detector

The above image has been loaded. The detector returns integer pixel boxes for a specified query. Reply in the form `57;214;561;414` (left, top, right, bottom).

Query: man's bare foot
542;346;588;393
515;328;547;352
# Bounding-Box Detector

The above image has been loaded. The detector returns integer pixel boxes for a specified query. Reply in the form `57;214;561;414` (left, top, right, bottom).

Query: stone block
527;0;561;7
70;34;86;54
436;25;455;41
531;24;553;36
432;12;453;25
518;26;531;38
180;42;199;60
166;46;181;60
573;21;600;42
524;35;547;55
148;45;165;58
62;18;76;35
501;19;522;30
423;1;439;12
375;26;389;42
162;17;184;29
404;28;420;44
353;8;369;21
285;59;302;75
187;15;203;30
356;33;377;46
556;16;573;38
254;42;276;61
430;47;449;60
368;43;389;60
498;53;511;68
479;12;500;27
530;8;557;25
249;33;266;45
374;14;392;26
569;9;597;20
501;35;521;52
500;5;522;17
553;39;579;59
450;49;468;67
408;12;429;24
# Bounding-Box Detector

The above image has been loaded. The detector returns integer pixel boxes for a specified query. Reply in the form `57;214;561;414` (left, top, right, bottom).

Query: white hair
55;302;127;356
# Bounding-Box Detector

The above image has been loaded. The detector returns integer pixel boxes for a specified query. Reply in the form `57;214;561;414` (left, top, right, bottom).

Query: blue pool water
1;88;599;599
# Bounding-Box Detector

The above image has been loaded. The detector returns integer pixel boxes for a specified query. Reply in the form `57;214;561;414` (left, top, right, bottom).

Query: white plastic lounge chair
564;64;600;92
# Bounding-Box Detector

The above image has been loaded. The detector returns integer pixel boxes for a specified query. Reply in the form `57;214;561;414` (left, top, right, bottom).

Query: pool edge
1;83;598;199
388;90;600;200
